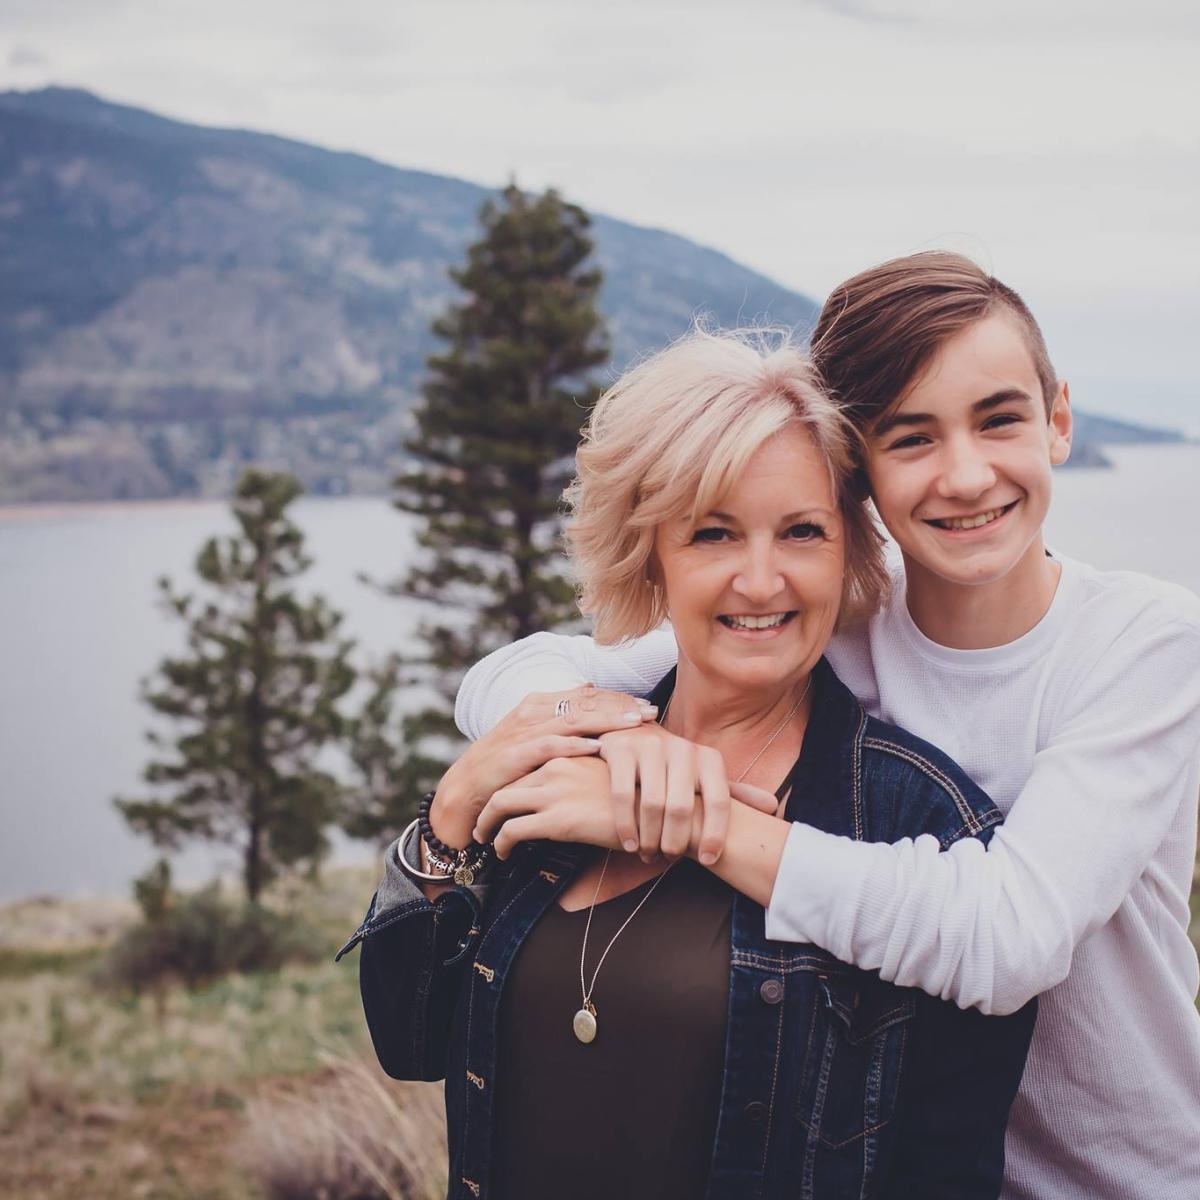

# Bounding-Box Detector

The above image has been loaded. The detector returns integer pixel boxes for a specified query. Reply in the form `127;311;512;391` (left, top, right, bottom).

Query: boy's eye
983;412;1022;430
887;433;931;451
787;522;825;541
691;526;731;543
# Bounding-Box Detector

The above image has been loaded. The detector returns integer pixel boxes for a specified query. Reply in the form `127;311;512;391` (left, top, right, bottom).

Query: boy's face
863;313;1072;590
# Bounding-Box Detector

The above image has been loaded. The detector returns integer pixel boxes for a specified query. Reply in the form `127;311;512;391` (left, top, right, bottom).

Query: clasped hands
429;685;780;867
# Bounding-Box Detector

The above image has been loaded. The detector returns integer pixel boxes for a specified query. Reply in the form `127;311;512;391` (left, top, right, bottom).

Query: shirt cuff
764;822;865;945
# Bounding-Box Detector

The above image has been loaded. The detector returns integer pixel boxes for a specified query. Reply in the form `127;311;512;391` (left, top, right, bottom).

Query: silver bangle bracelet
395;818;458;884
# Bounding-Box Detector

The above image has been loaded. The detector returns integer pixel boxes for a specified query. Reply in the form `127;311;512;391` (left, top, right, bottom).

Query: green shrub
95;886;323;992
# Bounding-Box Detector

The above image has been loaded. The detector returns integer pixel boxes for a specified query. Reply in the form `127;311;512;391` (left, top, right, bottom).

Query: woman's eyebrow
704;509;836;522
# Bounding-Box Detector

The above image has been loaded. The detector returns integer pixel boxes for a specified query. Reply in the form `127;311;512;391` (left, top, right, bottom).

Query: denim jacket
339;660;1035;1200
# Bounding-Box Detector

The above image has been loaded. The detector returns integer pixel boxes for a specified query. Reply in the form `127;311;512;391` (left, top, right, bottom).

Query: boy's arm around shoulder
455;629;678;738
338;834;489;1081
767;611;1200;1015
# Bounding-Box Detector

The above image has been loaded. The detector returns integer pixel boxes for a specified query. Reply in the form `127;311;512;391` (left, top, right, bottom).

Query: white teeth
938;507;1007;531
726;613;788;629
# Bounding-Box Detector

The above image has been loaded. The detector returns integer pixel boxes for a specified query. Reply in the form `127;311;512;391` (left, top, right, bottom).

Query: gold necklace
572;675;812;1045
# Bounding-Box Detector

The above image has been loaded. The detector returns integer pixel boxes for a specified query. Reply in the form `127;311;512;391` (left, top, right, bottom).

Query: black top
490;854;733;1200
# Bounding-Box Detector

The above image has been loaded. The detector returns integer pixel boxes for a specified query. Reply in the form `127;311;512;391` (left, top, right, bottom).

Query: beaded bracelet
418;791;492;886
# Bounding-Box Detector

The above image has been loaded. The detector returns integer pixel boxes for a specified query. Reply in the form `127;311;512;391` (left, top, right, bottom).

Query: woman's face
653;426;846;694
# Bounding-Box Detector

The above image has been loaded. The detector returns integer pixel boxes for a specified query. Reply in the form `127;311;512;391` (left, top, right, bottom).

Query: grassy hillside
2;854;1197;1198
0;869;445;1200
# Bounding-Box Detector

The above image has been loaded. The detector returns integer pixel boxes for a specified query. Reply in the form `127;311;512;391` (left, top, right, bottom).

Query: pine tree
117;469;356;901
342;184;609;842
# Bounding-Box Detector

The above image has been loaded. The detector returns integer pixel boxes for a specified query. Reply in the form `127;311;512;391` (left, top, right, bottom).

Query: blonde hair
564;327;887;643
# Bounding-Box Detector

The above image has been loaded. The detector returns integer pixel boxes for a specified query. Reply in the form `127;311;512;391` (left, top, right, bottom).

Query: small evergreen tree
117;469;355;901
343;184;609;842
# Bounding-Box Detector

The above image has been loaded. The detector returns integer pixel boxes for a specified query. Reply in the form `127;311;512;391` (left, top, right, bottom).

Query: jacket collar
646;657;867;842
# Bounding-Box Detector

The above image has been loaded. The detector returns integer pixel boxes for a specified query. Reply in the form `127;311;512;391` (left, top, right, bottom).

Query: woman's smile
655;427;845;695
716;610;798;638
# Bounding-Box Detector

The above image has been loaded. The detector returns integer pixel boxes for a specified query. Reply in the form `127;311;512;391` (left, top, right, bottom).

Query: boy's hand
599;725;780;865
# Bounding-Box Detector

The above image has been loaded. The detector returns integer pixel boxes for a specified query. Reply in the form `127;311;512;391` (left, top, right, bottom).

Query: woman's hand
473;756;621;859
600;726;780;864
430;684;657;848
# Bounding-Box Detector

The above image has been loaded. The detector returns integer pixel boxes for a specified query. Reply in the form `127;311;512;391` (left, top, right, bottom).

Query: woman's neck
663;656;813;785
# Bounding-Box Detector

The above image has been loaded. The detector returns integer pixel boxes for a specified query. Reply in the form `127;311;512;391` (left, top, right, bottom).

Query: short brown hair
811;251;1058;430
564;328;888;642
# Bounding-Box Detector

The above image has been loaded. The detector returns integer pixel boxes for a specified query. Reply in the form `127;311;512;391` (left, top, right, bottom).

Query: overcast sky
2;0;1197;428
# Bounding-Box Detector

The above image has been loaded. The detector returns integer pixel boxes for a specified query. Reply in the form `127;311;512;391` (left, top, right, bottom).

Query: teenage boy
454;252;1200;1200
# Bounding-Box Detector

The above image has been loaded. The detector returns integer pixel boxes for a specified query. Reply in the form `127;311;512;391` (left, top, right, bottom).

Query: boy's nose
936;443;997;500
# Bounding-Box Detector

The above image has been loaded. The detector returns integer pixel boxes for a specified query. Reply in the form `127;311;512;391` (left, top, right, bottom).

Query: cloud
0;0;1196;417
806;0;917;26
8;44;49;68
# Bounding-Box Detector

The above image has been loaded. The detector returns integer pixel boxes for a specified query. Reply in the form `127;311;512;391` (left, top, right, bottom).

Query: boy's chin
900;539;1034;589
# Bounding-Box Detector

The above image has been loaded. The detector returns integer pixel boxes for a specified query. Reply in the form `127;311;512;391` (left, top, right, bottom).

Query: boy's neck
901;537;1063;650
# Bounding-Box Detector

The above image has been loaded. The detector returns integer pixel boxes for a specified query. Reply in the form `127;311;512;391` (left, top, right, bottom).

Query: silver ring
555;697;572;719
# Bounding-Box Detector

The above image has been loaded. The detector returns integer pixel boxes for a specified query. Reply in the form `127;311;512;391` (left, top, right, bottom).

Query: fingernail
623;711;642;722
637;701;657;711
623;839;638;853
639;853;653;864
699;851;717;866
581;737;603;747
472;828;482;842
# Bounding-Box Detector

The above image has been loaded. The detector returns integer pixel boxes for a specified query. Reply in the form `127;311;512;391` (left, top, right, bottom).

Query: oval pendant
572;1007;597;1044
454;863;476;886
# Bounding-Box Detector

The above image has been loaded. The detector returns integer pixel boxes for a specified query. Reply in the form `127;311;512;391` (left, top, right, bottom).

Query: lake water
3;443;1200;902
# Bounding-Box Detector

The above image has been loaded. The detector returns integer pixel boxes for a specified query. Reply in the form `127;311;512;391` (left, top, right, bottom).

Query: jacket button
759;978;784;1005
745;1101;767;1123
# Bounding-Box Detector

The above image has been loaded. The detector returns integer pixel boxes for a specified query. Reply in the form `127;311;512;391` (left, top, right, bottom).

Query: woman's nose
733;546;784;602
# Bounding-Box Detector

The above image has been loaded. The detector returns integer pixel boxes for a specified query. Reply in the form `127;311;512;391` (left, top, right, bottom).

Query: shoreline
0;493;388;522
4;442;1198;522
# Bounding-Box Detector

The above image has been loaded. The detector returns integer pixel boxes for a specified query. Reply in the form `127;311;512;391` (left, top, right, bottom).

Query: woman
339;330;1035;1200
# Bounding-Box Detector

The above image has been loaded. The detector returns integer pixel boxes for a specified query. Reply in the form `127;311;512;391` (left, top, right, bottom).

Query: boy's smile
864;313;1071;641
923;498;1019;533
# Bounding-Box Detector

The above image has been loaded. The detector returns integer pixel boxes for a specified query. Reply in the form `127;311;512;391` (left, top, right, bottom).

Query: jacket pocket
796;968;915;1150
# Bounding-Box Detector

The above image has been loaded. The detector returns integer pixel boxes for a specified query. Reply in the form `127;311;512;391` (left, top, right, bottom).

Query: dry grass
0;866;402;1200
242;1057;446;1200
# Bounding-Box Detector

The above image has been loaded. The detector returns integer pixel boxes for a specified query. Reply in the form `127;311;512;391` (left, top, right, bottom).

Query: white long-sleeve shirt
455;552;1200;1200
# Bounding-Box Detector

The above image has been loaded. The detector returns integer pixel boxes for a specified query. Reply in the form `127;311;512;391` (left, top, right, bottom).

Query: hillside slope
0;88;1182;502
0;88;818;501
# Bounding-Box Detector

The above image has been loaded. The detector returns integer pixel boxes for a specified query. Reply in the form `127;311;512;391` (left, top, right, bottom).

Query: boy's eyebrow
872;388;1035;439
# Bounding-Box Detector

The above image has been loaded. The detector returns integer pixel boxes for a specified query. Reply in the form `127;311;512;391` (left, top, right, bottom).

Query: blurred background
0;2;1197;1197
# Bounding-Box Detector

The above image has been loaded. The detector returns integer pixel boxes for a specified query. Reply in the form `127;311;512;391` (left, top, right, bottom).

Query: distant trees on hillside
119;186;611;876
116;470;356;901
341;183;610;842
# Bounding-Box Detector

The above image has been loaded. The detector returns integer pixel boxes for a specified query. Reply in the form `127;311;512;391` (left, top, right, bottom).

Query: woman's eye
786;523;825;541
691;526;731;543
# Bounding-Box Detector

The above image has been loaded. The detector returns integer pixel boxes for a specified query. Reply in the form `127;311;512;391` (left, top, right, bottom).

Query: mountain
0;88;819;502
1070;411;1184;447
0;88;1183;502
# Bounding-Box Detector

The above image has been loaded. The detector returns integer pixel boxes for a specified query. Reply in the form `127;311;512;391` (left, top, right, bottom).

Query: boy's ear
1048;381;1072;466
